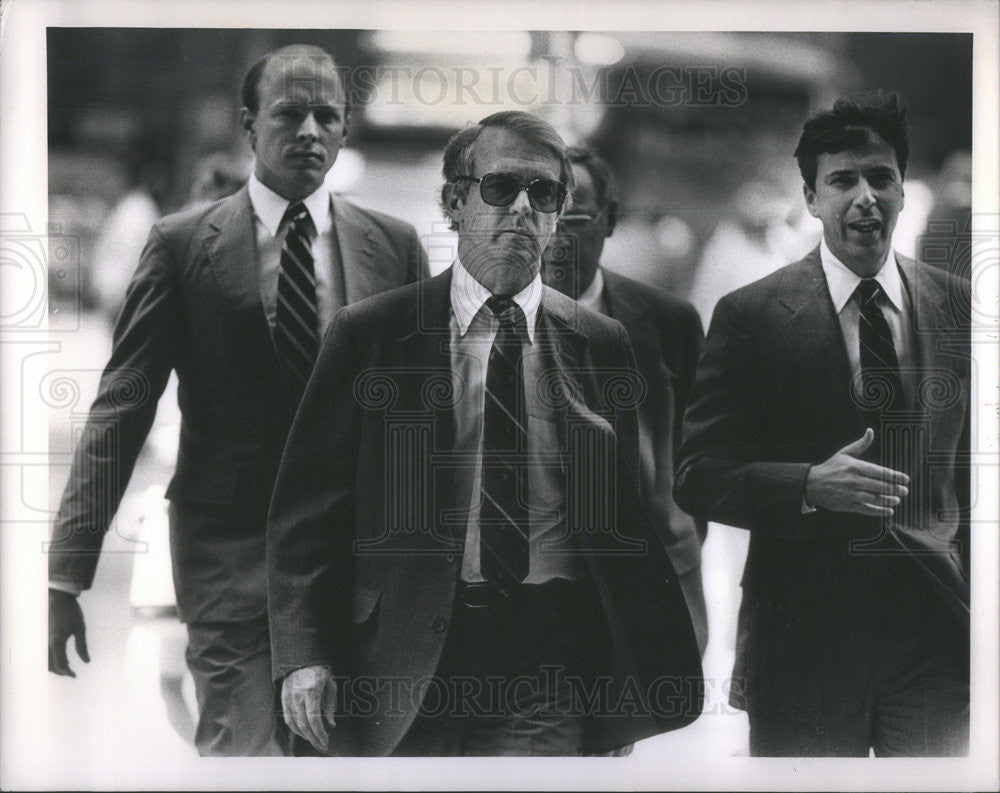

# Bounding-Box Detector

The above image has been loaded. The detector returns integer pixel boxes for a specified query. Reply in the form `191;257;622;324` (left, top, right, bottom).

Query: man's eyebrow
823;169;857;181
270;99;341;110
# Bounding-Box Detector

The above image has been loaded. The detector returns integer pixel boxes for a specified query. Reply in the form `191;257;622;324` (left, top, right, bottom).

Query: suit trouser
678;567;709;658
184;617;288;756
392;579;602;756
744;555;969;757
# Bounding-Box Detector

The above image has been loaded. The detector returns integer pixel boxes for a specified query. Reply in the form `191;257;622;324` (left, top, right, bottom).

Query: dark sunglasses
456;172;567;213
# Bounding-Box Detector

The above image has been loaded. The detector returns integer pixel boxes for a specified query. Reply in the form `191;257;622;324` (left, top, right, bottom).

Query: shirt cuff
801;465;817;514
49;580;83;596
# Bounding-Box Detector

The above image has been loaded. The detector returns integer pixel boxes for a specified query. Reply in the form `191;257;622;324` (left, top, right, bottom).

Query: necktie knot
486;295;526;336
282;202;315;239
856;278;884;307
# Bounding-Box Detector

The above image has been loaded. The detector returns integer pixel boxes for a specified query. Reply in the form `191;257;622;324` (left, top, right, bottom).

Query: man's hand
281;665;338;752
804;428;910;517
48;589;90;677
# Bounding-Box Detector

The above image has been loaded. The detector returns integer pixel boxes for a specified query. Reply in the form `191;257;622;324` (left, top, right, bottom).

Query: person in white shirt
675;92;970;756
268;111;704;756
47;44;426;756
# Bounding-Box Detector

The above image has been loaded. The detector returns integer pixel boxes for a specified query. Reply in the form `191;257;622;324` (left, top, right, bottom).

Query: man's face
542;162;610;299
804;132;905;277
447;127;564;297
241;54;346;201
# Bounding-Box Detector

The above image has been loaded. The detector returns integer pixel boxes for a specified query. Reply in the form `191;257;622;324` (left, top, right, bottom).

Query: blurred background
46;28;972;765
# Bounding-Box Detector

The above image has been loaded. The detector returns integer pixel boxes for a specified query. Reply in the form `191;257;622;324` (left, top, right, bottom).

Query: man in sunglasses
542;147;708;659
267;111;703;755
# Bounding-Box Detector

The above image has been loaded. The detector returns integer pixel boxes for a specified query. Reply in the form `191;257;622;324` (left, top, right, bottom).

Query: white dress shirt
248;173;345;332
50;178;345;597
819;238;917;410
449;260;583;584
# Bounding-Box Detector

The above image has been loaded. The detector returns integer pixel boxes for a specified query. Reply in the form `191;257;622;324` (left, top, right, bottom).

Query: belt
456;579;585;611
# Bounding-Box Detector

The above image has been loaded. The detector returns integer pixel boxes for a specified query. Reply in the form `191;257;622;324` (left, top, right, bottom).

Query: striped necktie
480;295;530;592
276;202;318;393
857;277;904;422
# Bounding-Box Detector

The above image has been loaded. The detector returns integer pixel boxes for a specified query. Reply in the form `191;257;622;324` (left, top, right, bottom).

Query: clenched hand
48;589;90;677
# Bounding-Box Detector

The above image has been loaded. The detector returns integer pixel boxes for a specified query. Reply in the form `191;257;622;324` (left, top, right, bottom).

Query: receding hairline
259;45;341;80
468;125;565;174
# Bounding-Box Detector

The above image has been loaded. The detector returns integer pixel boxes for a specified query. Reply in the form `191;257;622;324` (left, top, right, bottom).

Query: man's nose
508;188;532;215
854;179;877;208
297;112;320;141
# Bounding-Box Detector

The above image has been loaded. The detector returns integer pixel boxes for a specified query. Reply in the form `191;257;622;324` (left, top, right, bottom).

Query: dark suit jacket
268;269;704;755
50;187;426;623
601;270;707;648
674;248;970;696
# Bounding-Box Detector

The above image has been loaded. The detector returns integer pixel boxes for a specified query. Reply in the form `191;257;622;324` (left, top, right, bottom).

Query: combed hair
440;111;574;229
794;91;909;190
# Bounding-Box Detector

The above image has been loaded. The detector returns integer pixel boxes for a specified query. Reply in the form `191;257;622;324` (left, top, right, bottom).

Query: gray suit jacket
50;186;426;623
268;270;704;755
675;247;970;710
601;269;708;652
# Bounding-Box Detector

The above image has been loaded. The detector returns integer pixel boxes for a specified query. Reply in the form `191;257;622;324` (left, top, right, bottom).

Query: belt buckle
459;581;504;609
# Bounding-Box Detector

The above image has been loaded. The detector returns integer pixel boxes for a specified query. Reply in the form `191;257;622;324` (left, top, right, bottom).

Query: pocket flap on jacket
349;585;381;624
165;467;239;505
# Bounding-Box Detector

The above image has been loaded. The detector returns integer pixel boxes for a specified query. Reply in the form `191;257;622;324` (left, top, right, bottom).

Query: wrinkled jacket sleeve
674;294;810;531
267;306;361;681
49;224;178;590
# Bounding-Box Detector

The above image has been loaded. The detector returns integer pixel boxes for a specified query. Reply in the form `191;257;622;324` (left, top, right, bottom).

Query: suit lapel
897;253;948;383
203;187;262;310
399;271;462;544
202;187;291;397
779;249;864;433
333;195;394;305
537;289;597;462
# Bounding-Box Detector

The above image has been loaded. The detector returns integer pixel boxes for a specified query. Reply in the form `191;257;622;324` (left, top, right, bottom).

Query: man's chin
836;240;891;276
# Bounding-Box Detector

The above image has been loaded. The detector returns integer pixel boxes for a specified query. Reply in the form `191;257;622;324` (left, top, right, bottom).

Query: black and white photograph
1;0;997;789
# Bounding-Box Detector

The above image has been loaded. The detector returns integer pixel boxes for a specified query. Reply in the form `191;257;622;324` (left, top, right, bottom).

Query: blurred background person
88;160;168;327
918;148;973;278
187;150;252;208
542;146;708;658
687;178;814;332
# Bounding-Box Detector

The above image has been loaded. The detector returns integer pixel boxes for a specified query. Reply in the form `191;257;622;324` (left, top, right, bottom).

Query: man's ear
441;182;465;224
604;200;618;238
239;108;257;150
803;182;819;218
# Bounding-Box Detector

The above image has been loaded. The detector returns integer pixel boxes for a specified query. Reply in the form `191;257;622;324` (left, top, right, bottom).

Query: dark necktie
857;277;904;423
480;296;530;592
275;202;318;393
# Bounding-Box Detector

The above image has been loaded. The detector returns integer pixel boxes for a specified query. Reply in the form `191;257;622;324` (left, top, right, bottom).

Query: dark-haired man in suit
269;111;703;756
676;93;970;756
47;44;426;756
542;146;708;656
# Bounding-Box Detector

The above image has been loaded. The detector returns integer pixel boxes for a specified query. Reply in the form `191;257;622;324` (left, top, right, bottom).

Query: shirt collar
247;173;333;237
819;237;904;314
576;267;605;313
450;257;541;344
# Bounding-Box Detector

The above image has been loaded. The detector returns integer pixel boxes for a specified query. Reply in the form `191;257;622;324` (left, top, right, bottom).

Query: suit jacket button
445;554;456;564
432;617;447;633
